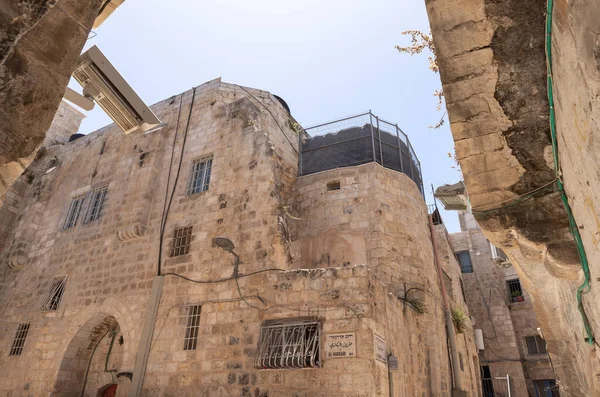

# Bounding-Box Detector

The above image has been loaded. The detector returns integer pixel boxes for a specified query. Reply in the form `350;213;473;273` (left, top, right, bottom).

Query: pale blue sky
71;0;462;231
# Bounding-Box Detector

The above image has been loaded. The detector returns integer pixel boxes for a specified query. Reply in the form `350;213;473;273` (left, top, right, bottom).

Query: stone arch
51;298;138;397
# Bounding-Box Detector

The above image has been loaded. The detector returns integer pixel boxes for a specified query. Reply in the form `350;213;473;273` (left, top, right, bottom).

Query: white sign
325;332;357;358
374;334;386;363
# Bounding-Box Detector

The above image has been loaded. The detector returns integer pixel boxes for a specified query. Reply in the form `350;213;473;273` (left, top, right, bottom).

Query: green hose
546;0;595;345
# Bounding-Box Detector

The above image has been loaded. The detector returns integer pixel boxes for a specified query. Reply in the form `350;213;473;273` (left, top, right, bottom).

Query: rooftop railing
299;111;424;195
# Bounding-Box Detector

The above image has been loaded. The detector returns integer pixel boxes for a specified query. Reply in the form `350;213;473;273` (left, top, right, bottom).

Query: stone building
0;79;480;396
451;211;557;397
425;0;600;394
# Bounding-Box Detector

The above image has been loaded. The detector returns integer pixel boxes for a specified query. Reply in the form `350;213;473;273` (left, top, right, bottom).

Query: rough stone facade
426;0;600;394
0;0;105;204
0;79;480;396
451;212;555;396
0;101;85;207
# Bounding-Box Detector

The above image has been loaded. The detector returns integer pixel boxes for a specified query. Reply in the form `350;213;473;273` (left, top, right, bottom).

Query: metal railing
482;375;512;397
299;111;424;195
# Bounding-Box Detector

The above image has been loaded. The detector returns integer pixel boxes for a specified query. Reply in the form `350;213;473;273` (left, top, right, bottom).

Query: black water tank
68;133;85;142
273;95;291;114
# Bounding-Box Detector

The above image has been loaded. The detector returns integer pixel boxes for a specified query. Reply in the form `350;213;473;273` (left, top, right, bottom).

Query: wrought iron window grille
183;305;201;351
63;195;85;230
507;278;524;303
171;226;193;257
186;156;213;196
83;186;108;224
9;323;30;356
254;318;321;370
36;275;68;311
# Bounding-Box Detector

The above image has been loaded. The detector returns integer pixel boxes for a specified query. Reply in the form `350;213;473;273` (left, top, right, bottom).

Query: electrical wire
162;268;285;284
471;179;558;215
158;88;196;276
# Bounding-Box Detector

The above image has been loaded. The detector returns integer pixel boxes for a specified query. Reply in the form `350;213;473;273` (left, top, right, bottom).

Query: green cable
546;0;595;345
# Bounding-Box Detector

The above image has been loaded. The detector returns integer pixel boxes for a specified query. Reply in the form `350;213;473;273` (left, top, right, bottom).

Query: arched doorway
52;315;125;397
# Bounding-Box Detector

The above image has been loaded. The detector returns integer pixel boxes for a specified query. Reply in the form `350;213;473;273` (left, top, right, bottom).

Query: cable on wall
158;87;196;276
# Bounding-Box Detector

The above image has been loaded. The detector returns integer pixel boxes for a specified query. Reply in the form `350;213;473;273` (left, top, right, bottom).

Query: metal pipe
376;116;383;166
304;112;371;131
395;124;404;173
298;132;303;175
369;111;377;162
429;215;463;393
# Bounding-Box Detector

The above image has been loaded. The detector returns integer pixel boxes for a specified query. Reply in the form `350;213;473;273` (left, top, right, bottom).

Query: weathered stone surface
427;0;600;393
451;212;555;397
0;0;102;202
0;80;480;396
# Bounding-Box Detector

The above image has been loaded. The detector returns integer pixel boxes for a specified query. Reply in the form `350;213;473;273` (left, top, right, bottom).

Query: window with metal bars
507;278;524;303
83;186;108;224
186;156;213;195
254;318;321;370
456;251;473;273
183;305;201;350
9;323;30;356
63;195;85;229
170;226;192;257
525;335;547;355
36;275;68;311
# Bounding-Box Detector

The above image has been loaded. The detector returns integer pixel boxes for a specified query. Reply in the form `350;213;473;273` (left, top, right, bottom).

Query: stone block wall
451;212;555;397
426;0;600;393
0;79;481;396
288;164;433;296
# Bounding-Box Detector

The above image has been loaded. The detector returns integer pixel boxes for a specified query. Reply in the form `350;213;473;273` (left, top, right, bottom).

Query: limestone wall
288;164;432;295
451;212;555;397
0;0;104;202
426;0;600;394
0;79;480;396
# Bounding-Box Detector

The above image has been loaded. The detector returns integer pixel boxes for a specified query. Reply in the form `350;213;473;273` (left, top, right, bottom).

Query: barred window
525;335;547;355
507;278;524;303
186;156;213;195
254;318;321;369
36;275;67;311
183;305;201;350
83;186;108;223
63;195;85;229
9;323;30;356
456;251;473;273
171;226;192;257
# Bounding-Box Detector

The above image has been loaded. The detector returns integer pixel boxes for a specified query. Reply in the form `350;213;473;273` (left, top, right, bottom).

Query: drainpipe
128;275;164;396
429;216;465;397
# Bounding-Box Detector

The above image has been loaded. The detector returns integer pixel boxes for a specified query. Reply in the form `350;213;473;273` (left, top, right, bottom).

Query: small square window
525;335;546;355
63;195;85;230
171;226;193;257
507;279;524;303
83;186;108;224
36;275;68;311
254;318;321;369
187;156;213;195
9;323;30;356
456;251;473;273
326;181;340;191
183;305;201;350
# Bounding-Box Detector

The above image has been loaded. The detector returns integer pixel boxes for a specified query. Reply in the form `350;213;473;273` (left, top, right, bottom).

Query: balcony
299;112;424;195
